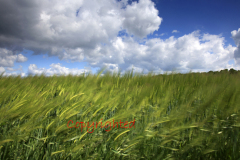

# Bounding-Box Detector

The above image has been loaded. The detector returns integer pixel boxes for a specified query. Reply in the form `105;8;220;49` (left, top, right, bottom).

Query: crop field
0;68;240;160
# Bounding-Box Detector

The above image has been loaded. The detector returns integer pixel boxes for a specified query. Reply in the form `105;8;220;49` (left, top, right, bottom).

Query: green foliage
0;68;240;159
208;68;240;75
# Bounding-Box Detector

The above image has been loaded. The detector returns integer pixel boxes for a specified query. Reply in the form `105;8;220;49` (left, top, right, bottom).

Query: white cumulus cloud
28;63;92;77
0;0;239;77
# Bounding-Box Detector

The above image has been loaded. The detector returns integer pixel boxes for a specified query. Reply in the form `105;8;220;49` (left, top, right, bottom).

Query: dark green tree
229;68;237;74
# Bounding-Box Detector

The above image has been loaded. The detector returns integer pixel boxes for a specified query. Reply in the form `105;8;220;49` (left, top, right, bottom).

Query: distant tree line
150;68;240;78
207;68;239;74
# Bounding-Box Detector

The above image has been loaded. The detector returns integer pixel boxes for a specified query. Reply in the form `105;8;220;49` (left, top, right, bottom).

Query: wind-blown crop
0;69;240;159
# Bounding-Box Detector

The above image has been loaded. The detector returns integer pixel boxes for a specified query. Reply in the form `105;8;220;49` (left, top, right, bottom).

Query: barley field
0;68;240;160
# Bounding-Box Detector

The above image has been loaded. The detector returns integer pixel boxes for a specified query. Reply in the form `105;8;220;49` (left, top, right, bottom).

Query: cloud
6;67;15;71
155;33;165;36
26;28;238;77
122;0;162;38
172;30;179;33
0;48;28;67
0;64;25;77
0;0;238;77
81;30;237;74
0;72;26;78
6;66;22;72
27;63;92;77
0;0;161;53
231;28;240;45
0;65;26;77
16;54;28;62
231;28;240;64
0;66;5;74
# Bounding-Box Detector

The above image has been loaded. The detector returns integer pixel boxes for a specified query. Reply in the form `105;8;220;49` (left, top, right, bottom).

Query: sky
0;0;240;78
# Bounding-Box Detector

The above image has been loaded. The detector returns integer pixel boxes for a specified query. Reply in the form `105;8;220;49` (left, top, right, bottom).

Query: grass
0;67;240;159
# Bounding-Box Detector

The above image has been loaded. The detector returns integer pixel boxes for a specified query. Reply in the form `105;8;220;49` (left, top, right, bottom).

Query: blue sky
0;0;240;78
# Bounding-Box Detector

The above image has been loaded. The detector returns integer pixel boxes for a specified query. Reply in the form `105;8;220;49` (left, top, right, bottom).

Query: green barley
0;68;240;159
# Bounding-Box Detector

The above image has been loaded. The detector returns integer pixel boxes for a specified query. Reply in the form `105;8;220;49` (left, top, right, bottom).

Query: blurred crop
0;67;240;160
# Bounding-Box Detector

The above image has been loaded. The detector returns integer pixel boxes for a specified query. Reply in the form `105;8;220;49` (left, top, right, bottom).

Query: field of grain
0;68;239;160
